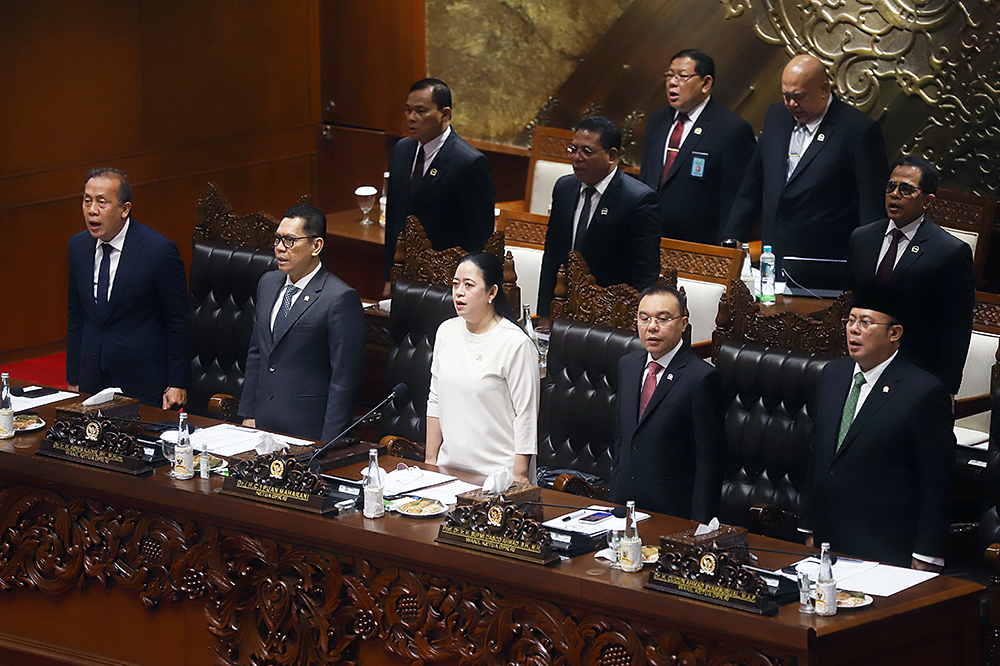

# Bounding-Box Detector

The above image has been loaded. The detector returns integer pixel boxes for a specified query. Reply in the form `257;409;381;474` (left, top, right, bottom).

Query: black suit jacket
67;220;190;406
610;344;726;522
537;169;661;316
383;130;496;279
801;355;954;566
238;267;366;441
847;216;975;394
725;96;887;267
640;99;756;245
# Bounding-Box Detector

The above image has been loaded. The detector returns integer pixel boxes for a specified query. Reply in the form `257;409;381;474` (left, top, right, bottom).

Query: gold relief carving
721;0;1000;196
620;109;647;167
523;96;560;146
582;101;605;120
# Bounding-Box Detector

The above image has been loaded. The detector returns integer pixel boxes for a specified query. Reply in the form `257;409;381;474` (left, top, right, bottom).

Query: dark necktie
97;242;113;309
659;112;688;186
638;361;661;418
410;144;425;200
837;372;866;451
573;187;597;251
875;228;906;284
272;285;300;338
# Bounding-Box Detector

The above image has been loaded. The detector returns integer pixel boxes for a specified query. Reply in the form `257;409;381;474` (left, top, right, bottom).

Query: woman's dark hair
457;252;523;331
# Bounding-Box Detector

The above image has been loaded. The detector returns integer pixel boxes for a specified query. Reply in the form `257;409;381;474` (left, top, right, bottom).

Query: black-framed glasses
664;71;698;83
637;313;683;327
273;234;318;249
842;316;895;331
885;180;922;197
566;144;604;158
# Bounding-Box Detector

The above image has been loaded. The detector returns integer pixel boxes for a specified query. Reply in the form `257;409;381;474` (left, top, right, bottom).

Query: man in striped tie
801;282;954;569
609;284;726;521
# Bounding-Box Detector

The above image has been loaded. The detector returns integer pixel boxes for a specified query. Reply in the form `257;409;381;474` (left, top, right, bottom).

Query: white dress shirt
661;95;711;166
92;218;131;301
875;215;923;272
572;166;617;244
269;262;322;331
411;125;452;177
643;338;683;390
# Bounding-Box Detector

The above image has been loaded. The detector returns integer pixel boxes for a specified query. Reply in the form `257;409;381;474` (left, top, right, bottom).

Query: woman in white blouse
425;252;540;483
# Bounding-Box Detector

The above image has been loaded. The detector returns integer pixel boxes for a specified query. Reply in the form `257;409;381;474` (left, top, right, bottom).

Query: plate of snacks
642;545;660;565
395;498;448;517
837;589;873;610
193;453;228;474
14;414;45;432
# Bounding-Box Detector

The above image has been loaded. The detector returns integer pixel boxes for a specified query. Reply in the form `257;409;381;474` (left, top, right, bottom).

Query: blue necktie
272;285;300;338
97;243;113;309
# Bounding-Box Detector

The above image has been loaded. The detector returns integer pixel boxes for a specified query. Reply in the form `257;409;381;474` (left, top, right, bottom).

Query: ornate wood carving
711;279;851;362
0;479;796;666
550;251;678;330
505;217;548;248
193;182;313;249
661;247;735;281
536;132;573;162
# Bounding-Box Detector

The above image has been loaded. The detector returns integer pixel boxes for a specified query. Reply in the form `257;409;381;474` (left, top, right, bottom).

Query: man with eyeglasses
801;282;954;569
239;205;365;441
846;157;975;396
67;168;189;409
639;49;755;245
724;54;887;272
609;284;726;521
537;116;660;316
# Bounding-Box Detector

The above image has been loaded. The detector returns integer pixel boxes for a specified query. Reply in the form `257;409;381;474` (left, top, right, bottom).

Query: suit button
269;367;275;373
631;474;635;480
631;444;637;449
269;393;274;400
829;470;835;476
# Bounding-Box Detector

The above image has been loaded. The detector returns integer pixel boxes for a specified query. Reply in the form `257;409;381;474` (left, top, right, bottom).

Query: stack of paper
12;388;78;412
543;505;651;537
781;557;938;596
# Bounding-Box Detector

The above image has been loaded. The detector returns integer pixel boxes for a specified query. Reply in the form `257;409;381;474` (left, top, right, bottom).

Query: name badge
690;152;708;179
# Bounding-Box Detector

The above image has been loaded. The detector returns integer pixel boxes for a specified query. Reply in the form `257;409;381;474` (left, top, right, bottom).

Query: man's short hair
574;116;622;152
639;282;688;317
410;78;452;110
893;155;939;196
87;168;131;205
283;205;327;239
670;48;715;80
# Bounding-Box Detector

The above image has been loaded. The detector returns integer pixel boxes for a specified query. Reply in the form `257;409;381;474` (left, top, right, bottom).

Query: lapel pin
600;208;608;215
694;127;702;135
817;133;825;142
883;385;889;393
666;373;673;381
429;168;438;177
304;295;310;301
911;245;919;253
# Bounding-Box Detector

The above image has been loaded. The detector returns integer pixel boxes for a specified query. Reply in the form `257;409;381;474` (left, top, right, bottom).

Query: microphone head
612;506;627;519
392;382;408;398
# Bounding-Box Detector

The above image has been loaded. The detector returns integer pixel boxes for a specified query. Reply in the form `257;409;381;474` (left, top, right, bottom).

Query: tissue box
56;395;141;423
660;523;748;553
457;482;542;521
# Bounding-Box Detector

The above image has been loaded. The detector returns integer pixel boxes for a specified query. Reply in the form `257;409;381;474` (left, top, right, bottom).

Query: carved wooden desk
0;399;983;666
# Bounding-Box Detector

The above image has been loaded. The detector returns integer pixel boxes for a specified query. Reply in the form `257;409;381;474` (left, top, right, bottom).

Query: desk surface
0;395;983;666
326;207;385;245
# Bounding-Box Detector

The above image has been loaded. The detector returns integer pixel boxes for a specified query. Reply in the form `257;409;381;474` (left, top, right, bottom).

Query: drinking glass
355;186;378;226
535;325;550;372
798;572;816;614
160;430;177;477
606;529;622;569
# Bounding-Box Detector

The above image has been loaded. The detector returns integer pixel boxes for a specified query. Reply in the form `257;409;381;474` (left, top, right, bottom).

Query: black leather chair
715;340;833;540
537;318;643;495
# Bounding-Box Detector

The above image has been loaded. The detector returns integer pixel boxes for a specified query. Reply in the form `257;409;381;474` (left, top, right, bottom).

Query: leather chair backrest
715;341;832;529
978;388;1000;547
187;238;277;417
379;279;457;443
539;318;644;483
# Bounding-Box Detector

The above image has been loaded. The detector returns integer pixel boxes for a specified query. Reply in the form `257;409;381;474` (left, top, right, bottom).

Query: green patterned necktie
837;372;866;451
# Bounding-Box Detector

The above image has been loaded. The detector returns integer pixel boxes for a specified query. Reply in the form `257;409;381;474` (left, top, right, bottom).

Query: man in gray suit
239;205;366;441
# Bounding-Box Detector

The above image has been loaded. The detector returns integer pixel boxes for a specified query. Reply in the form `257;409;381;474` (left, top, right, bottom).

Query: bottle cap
763;245;772;252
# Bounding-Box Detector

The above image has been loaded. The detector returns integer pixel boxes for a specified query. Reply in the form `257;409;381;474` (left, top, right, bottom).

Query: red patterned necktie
659;113;688;186
639;361;661;418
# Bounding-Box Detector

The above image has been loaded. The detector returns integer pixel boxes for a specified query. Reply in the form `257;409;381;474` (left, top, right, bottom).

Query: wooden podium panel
0;399;983;666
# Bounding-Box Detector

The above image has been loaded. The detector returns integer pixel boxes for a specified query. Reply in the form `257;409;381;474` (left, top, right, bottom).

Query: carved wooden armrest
954;393;992;419
496;200;525;212
748;503;800;537
379;435;426;462
552;473;609;500
691;340;713;359
208;393;239;420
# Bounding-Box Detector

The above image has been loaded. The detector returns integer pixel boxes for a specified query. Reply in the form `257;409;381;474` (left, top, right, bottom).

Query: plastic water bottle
760;244;776;305
815;542;837;616
363;448;385;518
740;243;754;296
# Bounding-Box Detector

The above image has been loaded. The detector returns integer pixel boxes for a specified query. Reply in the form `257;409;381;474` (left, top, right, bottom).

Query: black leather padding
978;389;1000;548
715;341;832;529
187;239;276;418
538;318;644;485
378;279;457;444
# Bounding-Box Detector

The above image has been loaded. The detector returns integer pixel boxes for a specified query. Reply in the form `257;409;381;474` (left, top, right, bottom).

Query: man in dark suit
610;284;726;521
382;78;496;297
67;168;189;409
847;157;975;396
240;205;366;441
801;283;954;569
724;54;887;270
537;116;661;317
640;49;755;245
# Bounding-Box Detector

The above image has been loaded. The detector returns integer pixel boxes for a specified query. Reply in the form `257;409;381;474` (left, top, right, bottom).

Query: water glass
160;430;177;477
798;571;815;614
535;325;550;371
606;529;622;569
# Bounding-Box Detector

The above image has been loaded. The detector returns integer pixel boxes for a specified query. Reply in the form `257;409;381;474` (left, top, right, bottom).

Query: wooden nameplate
436;498;558;566
36;416;153;476
220;453;340;515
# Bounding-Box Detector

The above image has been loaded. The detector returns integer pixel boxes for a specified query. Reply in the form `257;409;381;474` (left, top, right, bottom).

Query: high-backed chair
496;209;547;314
660;238;743;348
929;188;997;284
954;291;1000;446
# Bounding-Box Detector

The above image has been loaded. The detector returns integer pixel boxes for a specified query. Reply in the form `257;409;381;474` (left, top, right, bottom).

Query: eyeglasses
885;180;922;197
273;234;317;249
664;72;698;83
566;144;604;158
638;313;683;327
842;316;896;331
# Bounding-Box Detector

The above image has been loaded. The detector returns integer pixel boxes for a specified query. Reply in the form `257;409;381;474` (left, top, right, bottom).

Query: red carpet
0;353;68;389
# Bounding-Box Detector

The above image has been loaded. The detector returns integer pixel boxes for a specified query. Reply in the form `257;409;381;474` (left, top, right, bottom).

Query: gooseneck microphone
305;382;408;473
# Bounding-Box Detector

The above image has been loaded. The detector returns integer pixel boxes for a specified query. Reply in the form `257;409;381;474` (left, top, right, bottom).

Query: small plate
642;545;660;565
14;414;46;433
837;589;873;610
395;498;448;518
194;453;228;474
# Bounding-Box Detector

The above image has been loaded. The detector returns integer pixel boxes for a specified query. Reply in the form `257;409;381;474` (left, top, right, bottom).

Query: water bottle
815;542;837;616
174;410;194;479
740;242;754;297
760;244;776;305
0;373;13;439
199;420;211;479
363;448;385;518
620;500;643;572
378;171;389;228
522;304;535;340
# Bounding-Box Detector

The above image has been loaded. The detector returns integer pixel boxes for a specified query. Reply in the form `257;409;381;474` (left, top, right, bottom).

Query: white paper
543;505;651;537
12;389;78;413
189;424;312;457
371;466;457;497
784;557;934;597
